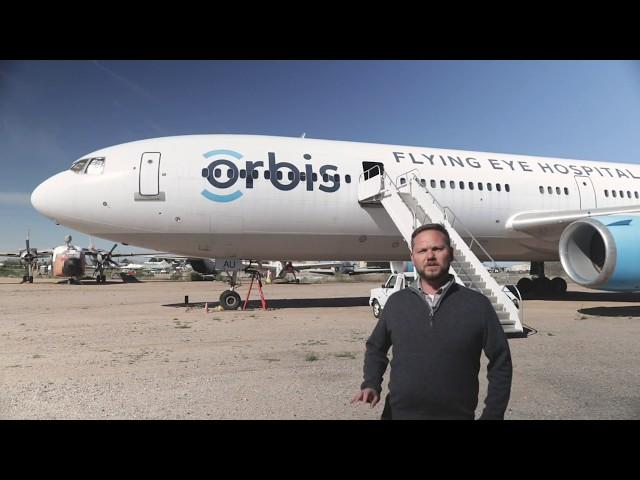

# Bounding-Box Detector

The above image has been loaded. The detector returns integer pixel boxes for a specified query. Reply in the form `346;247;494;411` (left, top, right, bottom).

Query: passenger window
635;192;639;199
277;171;283;180
400;178;406;185
619;190;624;198
449;180;455;189
505;184;510;192
604;189;609;197
459;181;465;190
628;191;632;198
420;179;426;187
612;190;617;198
430;180;436;188
345;174;351;183
85;158;105;175
539;186;544;194
564;187;569;195
556;186;561;195
300;172;306;181
440;180;445;188
496;183;501;192
264;171;271;179
468;182;474;190
478;182;483;191
487;183;492;191
214;169;221;178
547;186;553;194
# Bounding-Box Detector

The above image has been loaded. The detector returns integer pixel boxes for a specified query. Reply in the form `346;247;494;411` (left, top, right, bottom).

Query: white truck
369;272;417;318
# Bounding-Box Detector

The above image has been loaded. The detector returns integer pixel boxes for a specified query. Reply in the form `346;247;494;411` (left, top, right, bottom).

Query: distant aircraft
0;232;52;283
50;235;149;284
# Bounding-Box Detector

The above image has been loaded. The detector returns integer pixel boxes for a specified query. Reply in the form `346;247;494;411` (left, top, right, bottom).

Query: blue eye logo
201;149;244;203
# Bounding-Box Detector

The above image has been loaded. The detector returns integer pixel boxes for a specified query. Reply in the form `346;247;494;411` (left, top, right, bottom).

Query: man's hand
351;388;380;408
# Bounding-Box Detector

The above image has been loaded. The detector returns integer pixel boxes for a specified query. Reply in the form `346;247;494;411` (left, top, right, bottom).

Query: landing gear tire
28;276;34;283
372;300;381;319
516;277;532;296
551;277;567;295
220;290;241;310
532;276;552;295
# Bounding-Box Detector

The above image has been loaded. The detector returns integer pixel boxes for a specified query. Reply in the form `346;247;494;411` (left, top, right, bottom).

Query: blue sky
2;60;640;252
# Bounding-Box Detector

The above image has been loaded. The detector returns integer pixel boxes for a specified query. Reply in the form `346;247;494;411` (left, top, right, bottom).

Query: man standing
351;223;512;419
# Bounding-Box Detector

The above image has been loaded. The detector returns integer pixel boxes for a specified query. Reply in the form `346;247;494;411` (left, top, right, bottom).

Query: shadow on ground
578;306;640;317
524;290;640;302
163;297;371;309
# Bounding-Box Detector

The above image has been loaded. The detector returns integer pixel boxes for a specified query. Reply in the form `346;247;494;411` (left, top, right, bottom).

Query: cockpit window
85;157;105;175
70;158;90;173
70;157;105;175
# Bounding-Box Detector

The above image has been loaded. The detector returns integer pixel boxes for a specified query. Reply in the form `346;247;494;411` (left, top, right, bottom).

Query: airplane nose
31;172;72;221
30;180;48;216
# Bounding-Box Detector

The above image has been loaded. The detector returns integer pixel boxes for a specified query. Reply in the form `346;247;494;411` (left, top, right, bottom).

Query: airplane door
362;161;384;180
574;175;597;210
139;152;161;196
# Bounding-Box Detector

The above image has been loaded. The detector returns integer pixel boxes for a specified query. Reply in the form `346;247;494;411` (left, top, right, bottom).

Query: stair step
457;275;482;283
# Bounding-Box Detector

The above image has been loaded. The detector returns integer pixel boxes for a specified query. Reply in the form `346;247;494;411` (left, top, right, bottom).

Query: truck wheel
372;300;381;319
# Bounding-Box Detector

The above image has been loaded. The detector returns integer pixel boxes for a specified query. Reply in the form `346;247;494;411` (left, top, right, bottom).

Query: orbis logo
201;149;340;203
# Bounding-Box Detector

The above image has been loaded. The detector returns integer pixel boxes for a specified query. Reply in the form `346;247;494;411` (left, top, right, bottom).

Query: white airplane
29;134;640;311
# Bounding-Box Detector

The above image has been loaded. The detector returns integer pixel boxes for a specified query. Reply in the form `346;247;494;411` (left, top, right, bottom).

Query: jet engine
559;215;640;291
188;258;217;275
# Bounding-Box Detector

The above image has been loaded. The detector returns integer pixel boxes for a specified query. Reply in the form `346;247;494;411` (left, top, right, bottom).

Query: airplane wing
0;250;53;258
348;267;391;275
506;205;640;238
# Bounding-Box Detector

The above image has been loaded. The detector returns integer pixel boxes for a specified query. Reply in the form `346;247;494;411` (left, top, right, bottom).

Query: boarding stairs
357;167;523;334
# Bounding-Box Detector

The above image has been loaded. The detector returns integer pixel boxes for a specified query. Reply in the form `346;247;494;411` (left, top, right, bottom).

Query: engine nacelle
559;215;640;291
188;258;217;275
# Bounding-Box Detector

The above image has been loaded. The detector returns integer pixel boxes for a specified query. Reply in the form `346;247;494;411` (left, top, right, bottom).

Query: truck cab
369;272;417;318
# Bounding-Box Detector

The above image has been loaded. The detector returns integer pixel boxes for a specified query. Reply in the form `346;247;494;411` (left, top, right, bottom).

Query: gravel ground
1;276;638;419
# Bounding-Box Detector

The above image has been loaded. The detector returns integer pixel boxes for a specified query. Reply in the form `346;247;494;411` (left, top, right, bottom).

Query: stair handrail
394;169;501;272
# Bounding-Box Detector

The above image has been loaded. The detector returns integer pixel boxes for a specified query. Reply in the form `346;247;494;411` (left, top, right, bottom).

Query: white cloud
0;192;31;206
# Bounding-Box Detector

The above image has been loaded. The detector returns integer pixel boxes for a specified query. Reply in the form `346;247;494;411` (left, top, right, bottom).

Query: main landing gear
515;261;567;297
219;269;242;310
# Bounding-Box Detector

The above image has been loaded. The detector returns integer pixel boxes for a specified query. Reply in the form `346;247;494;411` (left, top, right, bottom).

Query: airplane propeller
92;244;119;283
20;231;38;283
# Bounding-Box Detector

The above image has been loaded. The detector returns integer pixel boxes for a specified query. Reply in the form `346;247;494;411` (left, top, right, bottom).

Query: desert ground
1;275;638;419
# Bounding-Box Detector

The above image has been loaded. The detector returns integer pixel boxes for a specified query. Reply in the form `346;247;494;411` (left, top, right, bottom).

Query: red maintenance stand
243;270;268;310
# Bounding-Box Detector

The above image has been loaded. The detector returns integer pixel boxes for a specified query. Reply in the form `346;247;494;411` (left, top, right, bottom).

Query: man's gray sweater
362;281;512;420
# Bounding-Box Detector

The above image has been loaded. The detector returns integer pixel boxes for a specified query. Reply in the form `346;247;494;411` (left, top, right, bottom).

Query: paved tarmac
1;276;638;419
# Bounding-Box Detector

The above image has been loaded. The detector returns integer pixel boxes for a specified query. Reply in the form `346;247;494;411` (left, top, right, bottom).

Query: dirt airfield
1;275;638;420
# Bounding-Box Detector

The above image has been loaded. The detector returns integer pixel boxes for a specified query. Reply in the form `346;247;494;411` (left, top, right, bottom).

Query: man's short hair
411;223;452;251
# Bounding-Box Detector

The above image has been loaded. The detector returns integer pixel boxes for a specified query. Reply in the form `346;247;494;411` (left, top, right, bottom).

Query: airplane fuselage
31;135;640;262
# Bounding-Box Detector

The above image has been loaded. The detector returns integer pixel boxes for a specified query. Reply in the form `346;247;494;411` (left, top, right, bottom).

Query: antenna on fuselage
300;132;306;138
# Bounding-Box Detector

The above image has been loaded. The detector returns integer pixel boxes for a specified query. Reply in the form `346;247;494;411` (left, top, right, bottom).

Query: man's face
410;230;453;282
